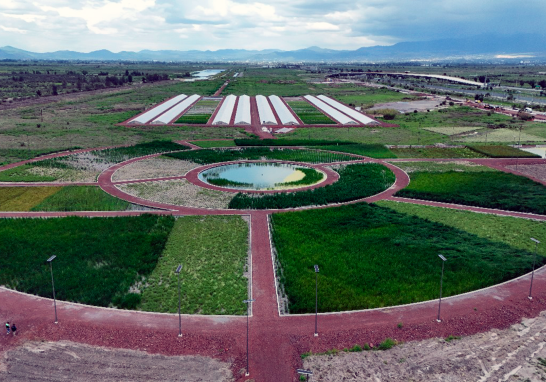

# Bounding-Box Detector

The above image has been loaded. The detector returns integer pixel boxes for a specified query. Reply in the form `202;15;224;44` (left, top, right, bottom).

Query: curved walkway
1;146;546;381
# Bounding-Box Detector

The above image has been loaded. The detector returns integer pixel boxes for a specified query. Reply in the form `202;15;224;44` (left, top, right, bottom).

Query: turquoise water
199;162;308;190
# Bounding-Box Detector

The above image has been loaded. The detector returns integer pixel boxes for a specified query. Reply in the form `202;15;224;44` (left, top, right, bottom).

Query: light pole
175;264;182;337
243;299;255;377
437;254;447;323
529;238;540;300
47;255;58;324
314;265;319;337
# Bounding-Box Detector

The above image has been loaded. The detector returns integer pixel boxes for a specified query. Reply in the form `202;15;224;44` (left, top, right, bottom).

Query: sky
1;0;545;52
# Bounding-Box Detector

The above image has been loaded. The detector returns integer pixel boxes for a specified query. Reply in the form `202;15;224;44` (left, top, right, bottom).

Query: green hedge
271;203;542;313
0;215;174;309
397;171;546;214
468;145;541;158
165;147;355;164
234;139;354;147
228;163;394;209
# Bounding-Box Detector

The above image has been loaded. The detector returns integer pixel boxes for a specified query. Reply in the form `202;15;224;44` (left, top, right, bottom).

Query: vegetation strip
228;163;394;209
0;215;174;309
270;203;541;313
30;186;130;211
0;186;62;211
165;147;356;164
140;216;249;315
396;171;546;215
468;145;541;158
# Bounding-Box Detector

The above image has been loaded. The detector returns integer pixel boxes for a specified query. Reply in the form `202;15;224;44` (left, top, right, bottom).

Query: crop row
286;101;337;124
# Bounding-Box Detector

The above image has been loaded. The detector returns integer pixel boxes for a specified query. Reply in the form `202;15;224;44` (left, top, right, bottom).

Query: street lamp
46;255;58;324
314;265;319;337
437;254;447;323
243;299;255;377
529;238;540;300
175;264;182;337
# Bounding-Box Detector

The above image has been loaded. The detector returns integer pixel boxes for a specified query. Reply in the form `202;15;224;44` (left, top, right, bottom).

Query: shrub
349;344;363;352
377;338;397;350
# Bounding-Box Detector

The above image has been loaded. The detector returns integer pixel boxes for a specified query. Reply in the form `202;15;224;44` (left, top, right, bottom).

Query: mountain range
1;34;546;62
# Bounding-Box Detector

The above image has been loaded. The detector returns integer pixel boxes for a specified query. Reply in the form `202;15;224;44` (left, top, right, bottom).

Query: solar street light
46;255;58;324
529;238;540;300
314;265;319;337
175;264;182;337
437;255;447;323
243;299;255;376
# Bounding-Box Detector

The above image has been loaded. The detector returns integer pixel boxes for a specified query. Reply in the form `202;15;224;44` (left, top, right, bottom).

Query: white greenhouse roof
303;95;356;125
256;95;277;125
151;94;201;124
235;95;251;125
317;95;377;125
212;95;237;125
130;94;187;124
269;96;299;125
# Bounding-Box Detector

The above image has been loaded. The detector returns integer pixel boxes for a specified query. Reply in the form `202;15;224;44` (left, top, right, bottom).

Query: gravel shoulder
507;164;546;183
0;340;232;382
117;179;234;209
304;311;546;381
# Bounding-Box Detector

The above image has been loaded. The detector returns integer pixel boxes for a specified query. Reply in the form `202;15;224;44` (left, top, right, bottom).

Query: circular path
1;143;546;381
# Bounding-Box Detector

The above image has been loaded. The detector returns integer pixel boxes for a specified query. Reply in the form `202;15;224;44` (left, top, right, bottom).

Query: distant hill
2;34;546;62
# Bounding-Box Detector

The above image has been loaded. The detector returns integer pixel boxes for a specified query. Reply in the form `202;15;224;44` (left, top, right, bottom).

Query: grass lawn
271;203;541;313
30;186;130;211
468;145;542;158
397;171;546;215
0;164;58;182
0;215;174;308
0;186;61;211
393;161;496;174
140;216;249;315
375;200;546;258
175;114;211;124
192;140;236;148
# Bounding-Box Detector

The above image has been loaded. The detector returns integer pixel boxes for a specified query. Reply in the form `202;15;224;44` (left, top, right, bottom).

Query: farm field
396;170;546;215
468;145;541;158
0;141;189;183
192;140;236;148
140;216;249;315
30;186;130;211
393;161;496;174
310;144;396;159
458;129;546;143
0;215;174;308
317;85;422;108
423;126;486;136
175;99;219;124
270;203;541;313
0;186;61;211
286;100;336;124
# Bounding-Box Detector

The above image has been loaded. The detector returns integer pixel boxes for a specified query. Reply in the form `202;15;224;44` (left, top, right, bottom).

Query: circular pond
198;162;325;191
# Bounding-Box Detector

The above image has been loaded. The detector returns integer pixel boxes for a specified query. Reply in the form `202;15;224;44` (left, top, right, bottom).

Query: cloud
1;0;545;53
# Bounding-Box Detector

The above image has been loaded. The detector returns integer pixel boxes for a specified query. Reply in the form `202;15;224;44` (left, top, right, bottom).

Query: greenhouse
212;95;237;125
256;95;277;125
129;94;187;124
269;95;299;125
151;94;201;124
303;95;356;125
317;95;378;125
235;95;251;125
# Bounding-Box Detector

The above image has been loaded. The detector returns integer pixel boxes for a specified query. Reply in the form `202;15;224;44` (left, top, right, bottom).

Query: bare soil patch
0;340;232;382
112;157;200;182
507;164;546;183
304;311;546;381
117;179;234;209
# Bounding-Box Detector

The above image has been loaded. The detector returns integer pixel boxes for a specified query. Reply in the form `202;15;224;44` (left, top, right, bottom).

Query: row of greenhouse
128;94;377;126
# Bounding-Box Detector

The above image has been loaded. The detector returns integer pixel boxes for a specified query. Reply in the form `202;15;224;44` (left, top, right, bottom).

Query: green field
271;203;542;313
0;186;61;211
30;186;130;211
175;114;211;124
192;140;237;148
286;101;336;124
397;171;546;215
390;147;486;159
468;145;542;158
0;215;174;308
311;144;396;159
140;216;249;315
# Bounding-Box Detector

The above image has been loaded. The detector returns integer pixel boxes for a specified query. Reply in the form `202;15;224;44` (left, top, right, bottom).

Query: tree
51;84;58;95
82;70;88;75
529;80;537;89
538;80;546;89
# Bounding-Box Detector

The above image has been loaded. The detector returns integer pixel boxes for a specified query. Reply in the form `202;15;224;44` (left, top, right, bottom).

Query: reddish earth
1;146;546;381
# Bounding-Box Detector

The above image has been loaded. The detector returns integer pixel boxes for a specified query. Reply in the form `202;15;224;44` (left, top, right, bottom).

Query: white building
317;95;378;125
269;96;299;125
303;95;356;125
151;94;201;124
212;95;237;125
256;95;277;125
235;95;251;125
129;94;187;124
